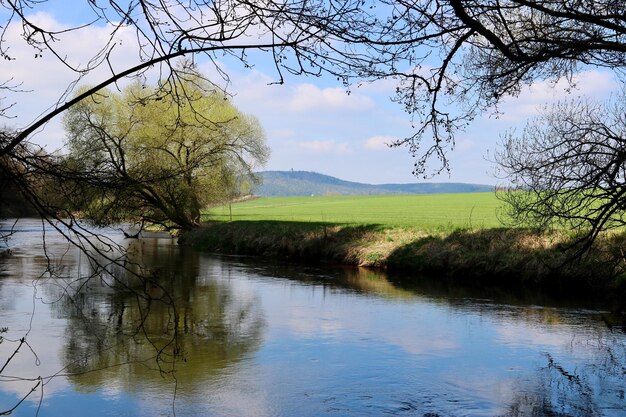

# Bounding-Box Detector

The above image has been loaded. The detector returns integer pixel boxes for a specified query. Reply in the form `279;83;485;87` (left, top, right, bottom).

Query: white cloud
0;12;143;150
496;69;617;122
1;13;140;93
288;139;351;154
287;83;375;112
270;128;296;139
364;135;395;150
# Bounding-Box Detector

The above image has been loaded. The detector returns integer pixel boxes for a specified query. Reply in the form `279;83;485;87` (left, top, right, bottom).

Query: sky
0;4;619;186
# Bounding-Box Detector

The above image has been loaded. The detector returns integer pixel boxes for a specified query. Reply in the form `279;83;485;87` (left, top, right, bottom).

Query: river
0;219;624;416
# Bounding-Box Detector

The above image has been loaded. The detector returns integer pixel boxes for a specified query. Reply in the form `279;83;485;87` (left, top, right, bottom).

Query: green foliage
62;71;268;230
206;193;504;230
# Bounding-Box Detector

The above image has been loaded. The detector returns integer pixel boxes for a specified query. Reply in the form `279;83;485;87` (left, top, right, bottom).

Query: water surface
0;219;624;416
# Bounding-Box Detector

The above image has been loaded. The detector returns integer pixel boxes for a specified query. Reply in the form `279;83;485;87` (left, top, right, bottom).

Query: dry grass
180;221;626;305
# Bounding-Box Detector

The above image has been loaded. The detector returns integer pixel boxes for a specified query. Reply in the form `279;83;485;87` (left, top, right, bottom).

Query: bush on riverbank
179;221;626;306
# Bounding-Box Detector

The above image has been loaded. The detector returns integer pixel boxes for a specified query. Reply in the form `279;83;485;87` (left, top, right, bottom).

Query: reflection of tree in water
505;335;626;417
40;247;626;414
436;295;626;416
228;258;626;417
231;259;418;299
51;238;265;391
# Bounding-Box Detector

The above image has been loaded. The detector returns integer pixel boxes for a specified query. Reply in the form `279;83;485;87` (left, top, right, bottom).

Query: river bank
179;221;626;309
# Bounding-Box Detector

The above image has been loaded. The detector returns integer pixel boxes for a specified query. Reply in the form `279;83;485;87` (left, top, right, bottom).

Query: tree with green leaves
61;72;268;230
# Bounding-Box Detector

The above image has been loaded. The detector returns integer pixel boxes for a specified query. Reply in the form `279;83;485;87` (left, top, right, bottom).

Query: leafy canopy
62;73;268;230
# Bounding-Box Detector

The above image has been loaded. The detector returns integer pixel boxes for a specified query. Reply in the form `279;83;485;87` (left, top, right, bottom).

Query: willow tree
61;74;268;230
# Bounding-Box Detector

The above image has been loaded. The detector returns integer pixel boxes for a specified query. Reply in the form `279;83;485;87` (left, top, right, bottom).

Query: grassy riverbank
180;194;626;306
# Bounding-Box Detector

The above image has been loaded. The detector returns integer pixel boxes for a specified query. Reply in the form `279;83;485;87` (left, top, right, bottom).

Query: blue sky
0;5;618;185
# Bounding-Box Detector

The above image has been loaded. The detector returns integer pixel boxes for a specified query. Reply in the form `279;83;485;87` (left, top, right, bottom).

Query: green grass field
205;193;505;230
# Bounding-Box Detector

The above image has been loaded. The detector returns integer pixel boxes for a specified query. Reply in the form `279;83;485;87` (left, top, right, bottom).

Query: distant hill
254;170;493;196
